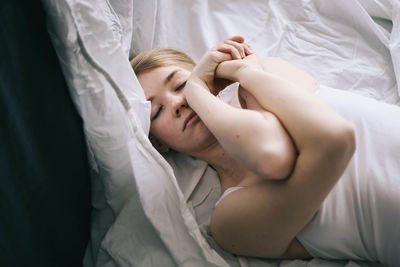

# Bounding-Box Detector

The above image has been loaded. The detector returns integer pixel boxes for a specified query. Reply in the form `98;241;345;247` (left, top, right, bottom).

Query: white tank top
216;85;400;266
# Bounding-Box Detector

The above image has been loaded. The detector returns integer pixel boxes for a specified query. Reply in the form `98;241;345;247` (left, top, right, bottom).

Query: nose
172;94;188;117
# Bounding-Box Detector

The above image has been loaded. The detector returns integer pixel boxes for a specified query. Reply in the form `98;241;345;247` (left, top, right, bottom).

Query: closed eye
152;81;185;120
175;81;186;91
152;106;163;120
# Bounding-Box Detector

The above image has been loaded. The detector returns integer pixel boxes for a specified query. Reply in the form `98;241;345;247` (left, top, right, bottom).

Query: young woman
130;36;400;266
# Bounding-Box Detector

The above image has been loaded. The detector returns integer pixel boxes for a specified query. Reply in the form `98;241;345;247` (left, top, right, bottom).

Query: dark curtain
0;0;91;266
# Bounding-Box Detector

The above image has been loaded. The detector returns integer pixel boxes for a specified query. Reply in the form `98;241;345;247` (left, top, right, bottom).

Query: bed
42;0;399;266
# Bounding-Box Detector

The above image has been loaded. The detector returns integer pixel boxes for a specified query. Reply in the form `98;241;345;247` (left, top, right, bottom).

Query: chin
196;122;214;139
170;122;215;154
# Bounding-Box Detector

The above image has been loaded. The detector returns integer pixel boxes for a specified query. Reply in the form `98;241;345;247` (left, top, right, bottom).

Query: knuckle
208;51;220;60
218;41;226;47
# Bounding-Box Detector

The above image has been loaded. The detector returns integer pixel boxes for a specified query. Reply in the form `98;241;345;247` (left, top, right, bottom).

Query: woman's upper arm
261;57;319;94
238;86;297;179
210;133;355;258
254;112;297;179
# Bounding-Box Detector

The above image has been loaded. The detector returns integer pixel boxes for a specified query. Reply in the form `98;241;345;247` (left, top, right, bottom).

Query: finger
228;35;245;43
210;49;235;64
216;43;233;55
225;39;246;58
226;40;246;58
243;43;254;55
217;43;241;59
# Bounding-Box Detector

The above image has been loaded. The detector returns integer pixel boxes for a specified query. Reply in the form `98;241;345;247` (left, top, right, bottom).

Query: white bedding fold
43;0;227;266
43;0;399;266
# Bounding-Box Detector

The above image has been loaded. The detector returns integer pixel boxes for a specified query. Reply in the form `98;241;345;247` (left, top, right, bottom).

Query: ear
149;135;170;153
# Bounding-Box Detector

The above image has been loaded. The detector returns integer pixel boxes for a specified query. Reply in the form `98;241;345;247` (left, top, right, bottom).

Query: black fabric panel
0;0;91;266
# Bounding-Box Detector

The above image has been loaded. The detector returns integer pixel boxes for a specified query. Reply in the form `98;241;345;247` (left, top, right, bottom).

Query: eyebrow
164;69;180;85
146;69;180;101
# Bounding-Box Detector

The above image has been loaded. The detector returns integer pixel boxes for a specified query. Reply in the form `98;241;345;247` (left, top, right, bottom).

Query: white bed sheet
137;1;399;266
42;0;400;266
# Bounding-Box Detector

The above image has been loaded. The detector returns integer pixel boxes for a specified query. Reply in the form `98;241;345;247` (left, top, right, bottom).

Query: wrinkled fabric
43;0;226;266
42;0;400;266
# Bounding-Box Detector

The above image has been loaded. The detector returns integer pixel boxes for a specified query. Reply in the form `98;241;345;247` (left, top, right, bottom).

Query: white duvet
42;0;400;266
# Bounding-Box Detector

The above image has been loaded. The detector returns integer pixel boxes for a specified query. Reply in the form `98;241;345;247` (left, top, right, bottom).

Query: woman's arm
261;57;319;94
186;76;296;179
184;38;297;179
210;57;356;258
239;57;319;110
185;81;296;179
237;65;353;153
216;54;353;153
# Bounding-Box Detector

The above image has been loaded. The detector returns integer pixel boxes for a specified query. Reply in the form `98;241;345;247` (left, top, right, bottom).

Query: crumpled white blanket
42;0;399;266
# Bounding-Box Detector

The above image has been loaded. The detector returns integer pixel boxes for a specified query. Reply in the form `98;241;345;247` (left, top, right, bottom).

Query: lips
183;111;198;131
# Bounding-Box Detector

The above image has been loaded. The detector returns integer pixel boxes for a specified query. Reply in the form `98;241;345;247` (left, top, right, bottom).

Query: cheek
151;117;180;144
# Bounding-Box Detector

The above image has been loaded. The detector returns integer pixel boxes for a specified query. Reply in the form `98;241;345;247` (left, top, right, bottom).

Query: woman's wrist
186;77;208;93
216;55;263;83
215;60;245;82
236;65;266;85
184;78;210;106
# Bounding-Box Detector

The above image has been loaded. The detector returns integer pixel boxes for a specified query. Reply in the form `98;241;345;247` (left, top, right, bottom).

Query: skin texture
138;66;216;156
137;37;356;259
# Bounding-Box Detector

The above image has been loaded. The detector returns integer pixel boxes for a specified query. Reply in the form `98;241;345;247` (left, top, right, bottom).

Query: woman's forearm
236;68;353;152
185;80;295;178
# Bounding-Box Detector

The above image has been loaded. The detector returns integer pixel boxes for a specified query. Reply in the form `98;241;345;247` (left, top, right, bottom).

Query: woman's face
138;65;216;155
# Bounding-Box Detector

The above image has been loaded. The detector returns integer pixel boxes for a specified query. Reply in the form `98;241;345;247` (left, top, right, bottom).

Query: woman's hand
216;53;263;83
188;36;253;95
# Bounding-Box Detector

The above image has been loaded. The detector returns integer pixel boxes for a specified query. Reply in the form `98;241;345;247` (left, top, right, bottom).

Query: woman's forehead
138;67;169;100
138;66;188;100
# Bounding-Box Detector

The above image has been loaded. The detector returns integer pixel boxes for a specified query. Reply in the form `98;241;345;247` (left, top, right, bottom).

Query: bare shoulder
261;57;319;94
210;182;311;259
210;183;284;258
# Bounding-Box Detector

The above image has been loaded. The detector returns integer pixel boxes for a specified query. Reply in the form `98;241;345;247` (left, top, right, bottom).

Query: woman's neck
193;141;249;191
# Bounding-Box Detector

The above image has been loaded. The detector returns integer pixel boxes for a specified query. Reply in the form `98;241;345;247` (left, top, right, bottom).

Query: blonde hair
130;48;196;76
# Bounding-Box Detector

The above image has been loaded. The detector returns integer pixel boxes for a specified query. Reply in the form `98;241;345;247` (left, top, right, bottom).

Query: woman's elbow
322;121;356;164
334;122;356;158
256;122;355;179
256;146;297;180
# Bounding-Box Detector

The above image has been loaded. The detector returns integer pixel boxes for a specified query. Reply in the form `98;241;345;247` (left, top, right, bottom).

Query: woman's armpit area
282;238;313;259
